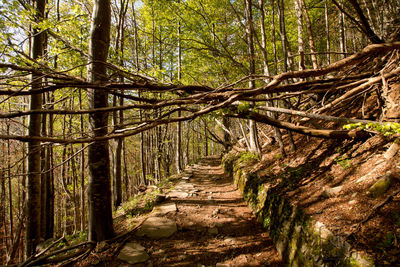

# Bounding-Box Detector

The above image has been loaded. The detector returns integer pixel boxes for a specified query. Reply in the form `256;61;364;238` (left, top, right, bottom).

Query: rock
350;251;374;267
367;173;392;198
136;217;177;239
208;227;219;235
348;200;356;205
154;194;167;204
168;190;189;198
207;195;213;200
224;237;236;244
152;202;177;216
321;185;343;198
118;242;149;264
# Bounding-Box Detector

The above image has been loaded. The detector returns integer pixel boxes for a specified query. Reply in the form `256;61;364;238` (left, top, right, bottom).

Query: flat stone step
152;202;177;216
136;217;177;239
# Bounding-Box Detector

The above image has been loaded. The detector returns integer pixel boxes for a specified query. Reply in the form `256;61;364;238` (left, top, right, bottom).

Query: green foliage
237;102;251;113
239;151;260;163
343;122;400;136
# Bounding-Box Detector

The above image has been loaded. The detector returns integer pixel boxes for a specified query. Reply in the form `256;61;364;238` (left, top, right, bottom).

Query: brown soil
252;113;400;264
78;157;283;267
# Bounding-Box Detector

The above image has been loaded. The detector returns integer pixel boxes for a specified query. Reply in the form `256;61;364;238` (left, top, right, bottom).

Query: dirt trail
117;156;283;266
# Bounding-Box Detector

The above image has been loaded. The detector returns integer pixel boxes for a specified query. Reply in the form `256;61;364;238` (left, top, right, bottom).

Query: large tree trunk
26;0;45;258
87;0;114;242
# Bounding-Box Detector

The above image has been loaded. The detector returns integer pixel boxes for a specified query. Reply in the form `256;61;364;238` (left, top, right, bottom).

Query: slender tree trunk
299;0;318;69
112;0;127;211
26;0;45;257
294;0;305;71
204;120;209;156
277;0;288;72
78;90;85;232
348;0;383;44
132;2;140;71
324;0;331;65
6;120;14;251
271;0;278;74
87;0;114;241
338;0;347;59
176;4;183;173
245;0;261;156
40;95;47;240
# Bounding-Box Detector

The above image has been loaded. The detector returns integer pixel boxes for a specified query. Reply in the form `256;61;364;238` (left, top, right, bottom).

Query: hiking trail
115;156;283;266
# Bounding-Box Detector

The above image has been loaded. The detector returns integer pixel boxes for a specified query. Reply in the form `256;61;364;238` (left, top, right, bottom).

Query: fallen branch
230;109;370;140
19;241;96;267
258;106;379;125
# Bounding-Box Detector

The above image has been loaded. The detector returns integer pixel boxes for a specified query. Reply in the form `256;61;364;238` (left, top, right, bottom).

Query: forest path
116;156;283;267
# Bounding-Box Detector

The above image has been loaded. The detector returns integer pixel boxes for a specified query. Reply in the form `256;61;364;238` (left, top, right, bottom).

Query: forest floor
77;156;283;267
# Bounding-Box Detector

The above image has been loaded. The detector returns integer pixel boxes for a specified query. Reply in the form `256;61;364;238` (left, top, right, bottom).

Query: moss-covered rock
367;173;392;198
223;152;374;267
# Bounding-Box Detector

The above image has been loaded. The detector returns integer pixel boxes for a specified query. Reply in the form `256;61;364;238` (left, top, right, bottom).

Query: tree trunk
26;0;45;257
245;0;261;156
176;4;183;173
260;0;285;155
271;0;278;74
348;0;383;44
87;0;114;242
78;90;85;232
112;0;127;211
324;0;331;65
299;0;319;69
338;0;347;59
277;0;288;72
294;0;305;71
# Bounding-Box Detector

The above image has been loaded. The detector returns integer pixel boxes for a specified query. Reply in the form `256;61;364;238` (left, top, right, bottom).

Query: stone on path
167;181;195;198
136;217;177;239
118;242;149;264
321;185;343;198
168;190;189;198
152;202;177;216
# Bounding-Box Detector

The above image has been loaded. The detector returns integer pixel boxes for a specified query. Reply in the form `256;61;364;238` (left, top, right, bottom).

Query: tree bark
294;0;305;71
245;0;261;156
348;0;383;44
299;0;319;69
26;0;45;258
87;0;114;241
324;0;331;64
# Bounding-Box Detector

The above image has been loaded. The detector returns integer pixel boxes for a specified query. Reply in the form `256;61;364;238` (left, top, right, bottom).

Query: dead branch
18;241;96;267
258;106;379;125
230;109;370;140
316;66;400;113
